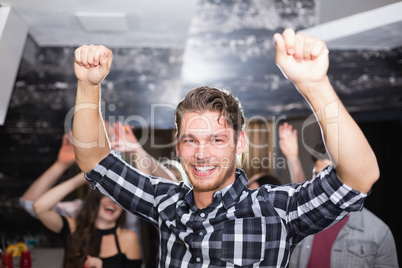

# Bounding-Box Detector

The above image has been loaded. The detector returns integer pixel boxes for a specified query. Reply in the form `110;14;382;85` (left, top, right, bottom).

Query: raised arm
279;123;306;183
110;122;178;181
33;174;86;233
72;45;113;173
274;29;379;193
20;133;76;216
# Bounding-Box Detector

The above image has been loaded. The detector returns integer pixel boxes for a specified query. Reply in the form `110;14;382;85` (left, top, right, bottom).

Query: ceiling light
75;12;129;32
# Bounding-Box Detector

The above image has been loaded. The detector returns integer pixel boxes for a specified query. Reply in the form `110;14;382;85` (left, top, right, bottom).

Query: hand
83;255;103;268
110;122;141;153
57;133;75;166
279;123;299;159
74;45;113;85
274;29;329;90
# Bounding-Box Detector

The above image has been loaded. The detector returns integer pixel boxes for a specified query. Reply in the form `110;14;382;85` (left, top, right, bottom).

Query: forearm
297;77;379;193
142;151;177;181
33;173;86;215
126;148;177;181
21;161;70;201
73;81;110;173
286;156;306;183
125;147;152;175
150;161;178;182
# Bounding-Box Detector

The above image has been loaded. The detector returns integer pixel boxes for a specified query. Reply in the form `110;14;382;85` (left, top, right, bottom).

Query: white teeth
195;166;215;172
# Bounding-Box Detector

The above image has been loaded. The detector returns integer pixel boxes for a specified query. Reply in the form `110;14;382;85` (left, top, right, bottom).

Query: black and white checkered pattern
86;150;367;267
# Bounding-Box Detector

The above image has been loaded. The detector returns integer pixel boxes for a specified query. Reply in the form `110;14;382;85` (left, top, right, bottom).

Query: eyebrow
180;134;195;141
180;133;229;141
210;133;229;139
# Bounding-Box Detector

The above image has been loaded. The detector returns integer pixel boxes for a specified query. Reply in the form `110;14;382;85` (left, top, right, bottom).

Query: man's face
176;111;245;194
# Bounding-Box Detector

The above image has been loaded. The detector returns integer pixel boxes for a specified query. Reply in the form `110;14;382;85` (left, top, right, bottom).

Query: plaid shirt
86;151;367;267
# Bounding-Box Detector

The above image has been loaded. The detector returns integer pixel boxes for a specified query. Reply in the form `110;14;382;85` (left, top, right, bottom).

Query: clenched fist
74;45;113;85
274;29;329;93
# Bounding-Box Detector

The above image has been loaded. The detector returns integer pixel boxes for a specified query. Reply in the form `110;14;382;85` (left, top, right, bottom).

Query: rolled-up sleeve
286;165;368;242
319;165;368;212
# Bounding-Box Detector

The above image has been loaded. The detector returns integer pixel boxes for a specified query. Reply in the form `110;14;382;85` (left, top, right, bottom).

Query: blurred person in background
279;122;399;268
20;122;177;267
33;174;142;268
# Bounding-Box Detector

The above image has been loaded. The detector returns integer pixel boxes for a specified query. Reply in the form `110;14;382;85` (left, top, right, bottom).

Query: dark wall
182;0;402;118
355;112;402;264
182;0;316;117
0;37;183;183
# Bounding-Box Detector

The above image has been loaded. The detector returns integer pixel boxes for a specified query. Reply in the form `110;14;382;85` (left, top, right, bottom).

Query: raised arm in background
33;173;85;233
278;123;306;183
274;29;379;193
20;133;81;217
21;133;75;202
110;122;178;181
33;173;142;268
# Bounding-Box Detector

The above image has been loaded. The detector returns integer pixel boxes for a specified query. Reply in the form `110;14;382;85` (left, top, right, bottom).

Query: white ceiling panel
0;0;197;48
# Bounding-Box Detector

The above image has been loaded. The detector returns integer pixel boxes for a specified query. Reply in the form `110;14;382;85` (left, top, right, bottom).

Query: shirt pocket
344;240;377;267
218;217;266;266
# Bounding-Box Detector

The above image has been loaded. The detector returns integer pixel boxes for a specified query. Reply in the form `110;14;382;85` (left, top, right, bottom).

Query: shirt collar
184;168;248;210
347;209;365;232
219;168;248;209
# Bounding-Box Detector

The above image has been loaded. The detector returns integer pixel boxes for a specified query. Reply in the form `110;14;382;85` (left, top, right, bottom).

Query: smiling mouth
193;165;217;175
104;206;116;213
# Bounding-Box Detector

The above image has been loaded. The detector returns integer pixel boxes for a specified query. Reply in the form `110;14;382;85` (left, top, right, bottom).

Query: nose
195;142;210;161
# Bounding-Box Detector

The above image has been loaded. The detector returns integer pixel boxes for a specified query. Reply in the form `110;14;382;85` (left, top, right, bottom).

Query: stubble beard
183;152;237;193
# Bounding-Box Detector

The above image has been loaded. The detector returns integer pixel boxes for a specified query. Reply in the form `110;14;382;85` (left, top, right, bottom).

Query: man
71;29;379;267
278;124;398;267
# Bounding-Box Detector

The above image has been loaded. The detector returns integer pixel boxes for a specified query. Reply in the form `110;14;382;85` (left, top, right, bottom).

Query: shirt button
200;213;205;217
199;231;204;236
196;257;201;262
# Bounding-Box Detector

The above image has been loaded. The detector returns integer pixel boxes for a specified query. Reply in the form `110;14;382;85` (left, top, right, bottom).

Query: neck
193;173;236;209
193;191;214;209
95;219;117;230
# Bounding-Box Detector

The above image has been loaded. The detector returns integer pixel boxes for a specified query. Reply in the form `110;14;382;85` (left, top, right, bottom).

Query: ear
235;131;246;155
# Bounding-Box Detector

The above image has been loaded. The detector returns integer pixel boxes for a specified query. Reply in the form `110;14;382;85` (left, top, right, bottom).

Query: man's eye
184;139;195;143
212;139;224;143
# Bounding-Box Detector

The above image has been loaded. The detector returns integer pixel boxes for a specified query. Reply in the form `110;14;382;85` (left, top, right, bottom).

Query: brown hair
63;190;126;268
311;141;329;163
174;86;245;141
247;172;282;187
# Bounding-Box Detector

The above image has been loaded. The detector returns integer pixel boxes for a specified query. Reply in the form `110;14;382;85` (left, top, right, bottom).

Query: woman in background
33;174;142;268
